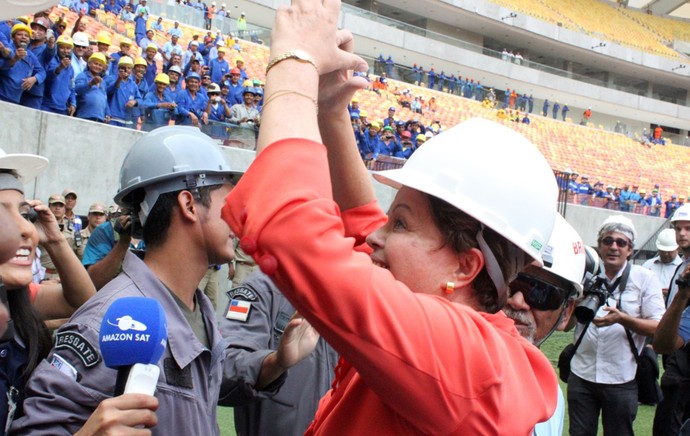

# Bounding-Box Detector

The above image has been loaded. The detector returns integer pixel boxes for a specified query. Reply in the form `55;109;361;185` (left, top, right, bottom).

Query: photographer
567;215;665;436
82;206;145;291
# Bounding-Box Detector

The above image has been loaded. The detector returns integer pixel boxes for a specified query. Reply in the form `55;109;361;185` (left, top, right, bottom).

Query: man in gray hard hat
17;127;288;434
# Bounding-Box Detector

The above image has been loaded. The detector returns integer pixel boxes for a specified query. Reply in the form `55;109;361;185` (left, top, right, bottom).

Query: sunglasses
509;273;568;311
601;237;629;248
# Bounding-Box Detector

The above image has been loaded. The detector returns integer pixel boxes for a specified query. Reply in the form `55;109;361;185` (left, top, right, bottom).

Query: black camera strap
571;319;592;356
612;263;643;362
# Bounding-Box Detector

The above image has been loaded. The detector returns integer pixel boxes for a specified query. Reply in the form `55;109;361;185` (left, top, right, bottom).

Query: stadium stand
3;1;689;216
489;0;690;60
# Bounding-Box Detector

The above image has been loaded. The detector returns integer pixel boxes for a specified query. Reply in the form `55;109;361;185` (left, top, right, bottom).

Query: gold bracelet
262;90;318;113
265;50;319;75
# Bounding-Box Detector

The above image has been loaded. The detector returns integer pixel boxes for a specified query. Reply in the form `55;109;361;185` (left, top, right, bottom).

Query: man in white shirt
568;215;665;436
643;228;682;299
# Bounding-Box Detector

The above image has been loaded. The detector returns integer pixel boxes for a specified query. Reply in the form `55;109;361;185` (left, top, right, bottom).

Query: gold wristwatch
265;50;318;74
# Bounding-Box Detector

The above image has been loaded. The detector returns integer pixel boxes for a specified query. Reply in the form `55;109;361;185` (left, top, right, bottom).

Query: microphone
99;297;167;396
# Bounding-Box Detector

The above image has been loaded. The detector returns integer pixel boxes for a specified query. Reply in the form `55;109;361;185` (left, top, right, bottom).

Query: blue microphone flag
99;297;168;368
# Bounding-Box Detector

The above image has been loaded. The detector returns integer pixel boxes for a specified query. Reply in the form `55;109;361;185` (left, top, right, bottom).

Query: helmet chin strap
477;224;524;310
535;302;568;348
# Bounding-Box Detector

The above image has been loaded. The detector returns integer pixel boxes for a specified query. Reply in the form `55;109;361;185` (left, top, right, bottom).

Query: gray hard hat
114;126;241;225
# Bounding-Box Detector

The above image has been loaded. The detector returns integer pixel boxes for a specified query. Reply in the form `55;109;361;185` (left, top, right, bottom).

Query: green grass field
217;330;659;435
541;331;657;435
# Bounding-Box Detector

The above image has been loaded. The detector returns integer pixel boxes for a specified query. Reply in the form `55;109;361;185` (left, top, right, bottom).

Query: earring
444;282;455;294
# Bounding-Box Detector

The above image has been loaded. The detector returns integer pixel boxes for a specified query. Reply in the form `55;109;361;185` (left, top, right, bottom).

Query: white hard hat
72;32;90;47
597;214;637;246
0;147;48;182
539;215;586;296
656;228;679;251
672;204;690;223
374;118;557;264
583;245;600;280
374;118;558;304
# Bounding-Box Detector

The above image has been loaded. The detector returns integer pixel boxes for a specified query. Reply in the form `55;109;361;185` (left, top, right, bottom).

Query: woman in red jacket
222;1;561;433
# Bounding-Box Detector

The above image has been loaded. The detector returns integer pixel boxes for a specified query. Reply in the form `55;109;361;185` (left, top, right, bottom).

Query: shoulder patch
226;286;258;301
275;311;291;335
225;299;251;322
55;331;101;368
50;353;79;380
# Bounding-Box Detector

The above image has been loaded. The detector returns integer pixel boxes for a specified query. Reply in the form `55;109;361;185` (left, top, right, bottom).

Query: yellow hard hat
120;37;133;46
88;52;107;65
358;109;368;117
416;134;427;143
146;44;158;52
56;35;74;47
154;73;170;85
11;23;32;38
217;46;227;53
134;57;148;67
16;16;30;25
369;121;382;130
234;57;244;64
96;32;112;46
118;56;134;67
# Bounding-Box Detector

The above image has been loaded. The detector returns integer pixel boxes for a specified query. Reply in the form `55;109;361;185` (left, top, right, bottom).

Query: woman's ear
454;247;485;288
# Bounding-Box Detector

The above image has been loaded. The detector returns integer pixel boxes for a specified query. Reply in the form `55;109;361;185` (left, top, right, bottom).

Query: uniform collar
122;252;224;369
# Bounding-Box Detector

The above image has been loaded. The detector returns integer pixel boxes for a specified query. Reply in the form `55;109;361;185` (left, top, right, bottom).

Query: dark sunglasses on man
509;273;569;311
601;237;629;248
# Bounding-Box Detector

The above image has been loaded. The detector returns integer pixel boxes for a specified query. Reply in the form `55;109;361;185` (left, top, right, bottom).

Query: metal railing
146;0;270;43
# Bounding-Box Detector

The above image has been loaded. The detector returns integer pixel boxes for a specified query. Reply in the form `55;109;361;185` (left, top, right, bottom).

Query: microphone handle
114;363;160;396
114;365;132;396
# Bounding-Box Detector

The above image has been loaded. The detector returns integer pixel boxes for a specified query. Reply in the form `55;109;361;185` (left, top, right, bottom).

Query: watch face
293;49;310;62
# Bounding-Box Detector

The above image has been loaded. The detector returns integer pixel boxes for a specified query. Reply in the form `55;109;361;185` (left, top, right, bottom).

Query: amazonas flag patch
226;299;252;322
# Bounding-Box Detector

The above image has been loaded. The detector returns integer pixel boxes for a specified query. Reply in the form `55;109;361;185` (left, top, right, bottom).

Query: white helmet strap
476;224;523;309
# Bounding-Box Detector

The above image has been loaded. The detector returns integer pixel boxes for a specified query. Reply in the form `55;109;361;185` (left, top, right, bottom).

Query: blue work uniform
21;42;55;108
74;70;109;122
0;50;45;104
209;57;229;85
106;75;142;127
176;89;208;125
41;56;75;114
142;89;177;131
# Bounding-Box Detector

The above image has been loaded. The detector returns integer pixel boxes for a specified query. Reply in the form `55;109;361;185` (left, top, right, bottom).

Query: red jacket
222;139;558;435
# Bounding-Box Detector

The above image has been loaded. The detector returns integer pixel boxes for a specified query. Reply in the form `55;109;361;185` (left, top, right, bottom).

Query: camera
574;272;610;323
24;207;38;223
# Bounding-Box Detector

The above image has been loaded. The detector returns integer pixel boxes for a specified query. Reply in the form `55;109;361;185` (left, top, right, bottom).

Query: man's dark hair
134;184;223;249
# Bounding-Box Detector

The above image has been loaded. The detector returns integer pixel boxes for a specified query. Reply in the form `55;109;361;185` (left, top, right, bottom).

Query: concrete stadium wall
0;101;256;215
564;203;667;250
1;100;666;248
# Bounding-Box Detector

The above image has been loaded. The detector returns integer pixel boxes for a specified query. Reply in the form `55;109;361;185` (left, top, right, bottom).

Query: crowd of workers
0;1;263;144
2;2;690;435
562;171;687;218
